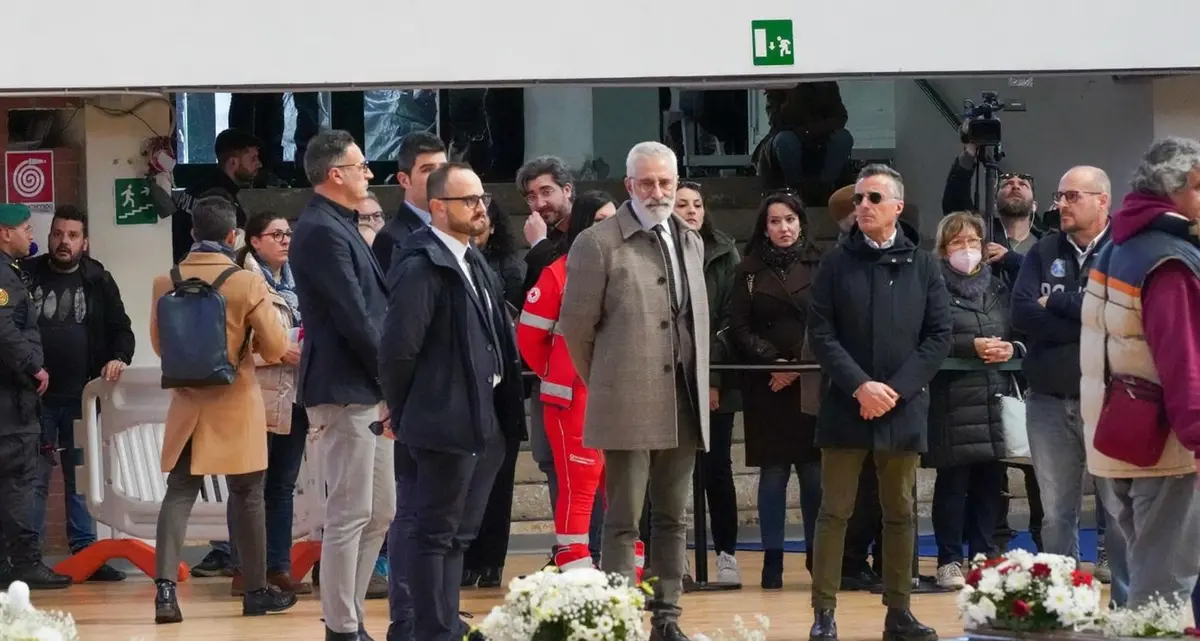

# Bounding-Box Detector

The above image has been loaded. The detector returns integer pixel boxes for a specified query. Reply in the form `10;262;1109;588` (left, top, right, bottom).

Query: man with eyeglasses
290;130;395;641
1011;165;1120;597
380;163;526;641
373;132;448;274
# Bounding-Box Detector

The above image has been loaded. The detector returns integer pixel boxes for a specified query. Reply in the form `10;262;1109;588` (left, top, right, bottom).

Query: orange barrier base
53;539;188;584
290;541;321;582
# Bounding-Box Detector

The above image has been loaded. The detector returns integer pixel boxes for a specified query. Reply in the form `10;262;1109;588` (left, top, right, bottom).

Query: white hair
1130;137;1200;196
625;141;678;178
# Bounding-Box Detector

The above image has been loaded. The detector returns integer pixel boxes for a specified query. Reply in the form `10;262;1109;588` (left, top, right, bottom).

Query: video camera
961;91;1026;147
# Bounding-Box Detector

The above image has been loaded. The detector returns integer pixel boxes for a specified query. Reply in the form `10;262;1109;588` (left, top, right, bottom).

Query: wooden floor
31;553;1085;640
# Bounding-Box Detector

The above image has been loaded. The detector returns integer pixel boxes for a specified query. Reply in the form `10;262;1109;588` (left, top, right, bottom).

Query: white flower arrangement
956;550;1104;632
1104;595;1189;638
0;581;79;641
694;615;771;641
477;567;650;641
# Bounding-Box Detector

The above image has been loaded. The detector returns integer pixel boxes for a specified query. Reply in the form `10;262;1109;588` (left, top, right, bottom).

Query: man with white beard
558;142;710;641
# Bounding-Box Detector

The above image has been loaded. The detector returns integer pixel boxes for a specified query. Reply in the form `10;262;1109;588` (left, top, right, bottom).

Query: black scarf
759;241;802;279
941;261;991;300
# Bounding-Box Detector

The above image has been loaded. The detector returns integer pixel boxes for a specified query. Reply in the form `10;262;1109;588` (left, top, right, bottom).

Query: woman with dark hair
516;189;640;574
221;211;311;595
729;192;824;589
673;181;744;586
475;200;526;310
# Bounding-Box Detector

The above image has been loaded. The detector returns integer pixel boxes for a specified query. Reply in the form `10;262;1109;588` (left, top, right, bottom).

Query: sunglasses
852;191;888;206
1052;190;1102;204
1000;172;1033;184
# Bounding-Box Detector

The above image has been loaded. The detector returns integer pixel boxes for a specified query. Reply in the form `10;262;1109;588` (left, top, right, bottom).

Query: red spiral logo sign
11;158;46;199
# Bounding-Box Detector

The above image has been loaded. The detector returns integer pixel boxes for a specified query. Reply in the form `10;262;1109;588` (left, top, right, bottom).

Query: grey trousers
310;403;397;634
155;440;267;591
601;376;699;625
1096;474;1200;607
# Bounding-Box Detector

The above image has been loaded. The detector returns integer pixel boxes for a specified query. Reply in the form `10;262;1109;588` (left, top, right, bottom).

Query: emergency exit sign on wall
751;19;795;66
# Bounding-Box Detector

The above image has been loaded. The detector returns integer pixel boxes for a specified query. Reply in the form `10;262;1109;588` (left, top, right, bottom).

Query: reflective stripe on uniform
519;310;556;330
541;381;574;402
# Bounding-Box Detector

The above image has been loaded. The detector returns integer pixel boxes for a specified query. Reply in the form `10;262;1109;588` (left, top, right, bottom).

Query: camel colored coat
150;252;289;475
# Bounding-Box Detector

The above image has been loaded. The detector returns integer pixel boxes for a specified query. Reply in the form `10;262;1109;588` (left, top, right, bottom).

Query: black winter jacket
807;221;952;453
923;269;1014;468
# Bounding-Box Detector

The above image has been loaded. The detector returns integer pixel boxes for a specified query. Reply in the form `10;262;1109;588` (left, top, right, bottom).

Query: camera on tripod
961;91;1026;147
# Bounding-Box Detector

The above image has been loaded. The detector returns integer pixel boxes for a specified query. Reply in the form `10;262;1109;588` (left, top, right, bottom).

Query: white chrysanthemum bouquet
1105;595;1190;638
956;550;1104;632
0;581;79;641
477;567;650;641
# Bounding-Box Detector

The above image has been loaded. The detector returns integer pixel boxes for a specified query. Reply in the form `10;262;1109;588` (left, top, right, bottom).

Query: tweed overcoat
558;203;710;452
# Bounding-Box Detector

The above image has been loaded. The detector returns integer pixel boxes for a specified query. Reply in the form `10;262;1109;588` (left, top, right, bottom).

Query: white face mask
948;248;983;274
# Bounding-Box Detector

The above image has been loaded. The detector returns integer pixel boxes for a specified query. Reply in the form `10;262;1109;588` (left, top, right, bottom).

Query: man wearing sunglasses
1011;165;1117;594
941;142;1044;281
807;164;951;641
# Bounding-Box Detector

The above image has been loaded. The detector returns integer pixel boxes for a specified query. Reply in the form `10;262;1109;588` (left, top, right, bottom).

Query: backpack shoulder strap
210;266;242;291
170;265;183;286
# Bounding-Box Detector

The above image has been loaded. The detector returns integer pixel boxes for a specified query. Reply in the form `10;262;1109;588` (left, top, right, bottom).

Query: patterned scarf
189;240;236;260
247;253;301;325
759;241;802;279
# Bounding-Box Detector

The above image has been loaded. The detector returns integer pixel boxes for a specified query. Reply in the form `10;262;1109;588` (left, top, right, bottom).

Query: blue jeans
1026;393;1092;559
31;400;96;552
219;404;310;573
772;128;855;183
757;462;822;552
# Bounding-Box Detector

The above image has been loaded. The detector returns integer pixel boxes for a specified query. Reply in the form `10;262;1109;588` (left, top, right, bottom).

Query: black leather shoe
242;585;298;616
386;619;413;641
883;608;938;641
12;562;71;590
87;563;127;582
154;579;183;624
650;621;689;641
461;568;481;587
358;624;376;641
477;566;503;588
810;608;838;641
326;628;359;641
840;568;882;591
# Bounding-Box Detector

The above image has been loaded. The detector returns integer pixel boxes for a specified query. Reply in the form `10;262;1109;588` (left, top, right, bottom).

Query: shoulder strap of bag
210;266;242;291
170;265;183;286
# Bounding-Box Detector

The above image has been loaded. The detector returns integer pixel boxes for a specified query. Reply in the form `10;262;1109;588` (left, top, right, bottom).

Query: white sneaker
937;562;965;589
716;552;742;585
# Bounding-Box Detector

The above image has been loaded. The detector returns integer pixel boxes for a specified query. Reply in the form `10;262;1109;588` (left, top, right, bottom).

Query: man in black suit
372;132;448;274
380;162;526;641
289;130;396;641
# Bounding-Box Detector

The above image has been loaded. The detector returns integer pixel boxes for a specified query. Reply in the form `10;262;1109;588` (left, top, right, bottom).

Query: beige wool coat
559;203;710;452
150;252;289;475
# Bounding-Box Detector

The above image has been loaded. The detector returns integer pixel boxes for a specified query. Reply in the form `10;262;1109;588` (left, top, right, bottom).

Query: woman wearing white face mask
922;212;1024;590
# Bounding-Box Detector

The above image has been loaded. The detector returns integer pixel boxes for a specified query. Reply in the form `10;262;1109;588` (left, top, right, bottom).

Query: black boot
326;629;359;641
461;567;481;587
359;623;376;641
154;579;183;624
11;562;71;590
883;607;937;641
810;608;838;641
760;549;783;590
650;621;690;641
477;566;503;589
242;585;298;616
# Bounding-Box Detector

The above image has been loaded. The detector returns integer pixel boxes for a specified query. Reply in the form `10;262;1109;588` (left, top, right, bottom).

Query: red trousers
544;390;605;570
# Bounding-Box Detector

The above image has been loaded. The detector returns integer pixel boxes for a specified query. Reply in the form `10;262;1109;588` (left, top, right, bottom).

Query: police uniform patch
1050;259;1067;278
0;289;9;306
526;287;541;304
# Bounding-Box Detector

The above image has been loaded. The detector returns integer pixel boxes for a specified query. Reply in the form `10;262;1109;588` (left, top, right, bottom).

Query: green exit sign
751;19;795;67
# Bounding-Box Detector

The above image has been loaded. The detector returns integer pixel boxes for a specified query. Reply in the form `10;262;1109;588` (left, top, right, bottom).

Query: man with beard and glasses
23;206;134;584
171;129;262;265
380;163;526;641
941;140;1044;282
518;155;574;296
559;141;710;641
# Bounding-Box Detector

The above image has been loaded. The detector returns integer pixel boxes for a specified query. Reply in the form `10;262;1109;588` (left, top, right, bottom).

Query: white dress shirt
430;226;500;387
632;205;684;299
864;224;899;250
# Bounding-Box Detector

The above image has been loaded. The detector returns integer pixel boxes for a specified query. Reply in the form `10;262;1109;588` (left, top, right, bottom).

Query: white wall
1152;75;1200;140
83;97;173;366
894;75;1156;237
